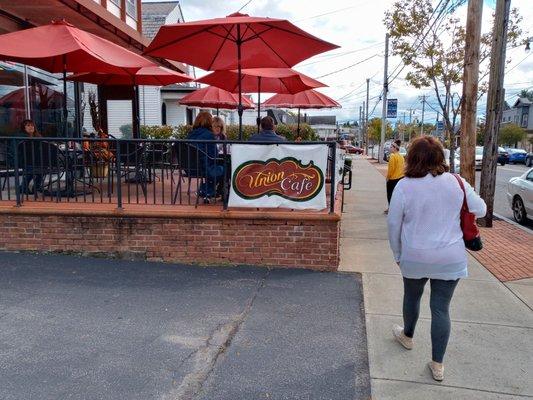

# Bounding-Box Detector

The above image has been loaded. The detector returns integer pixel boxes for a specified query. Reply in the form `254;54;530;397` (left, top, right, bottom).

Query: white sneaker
428;361;444;381
392;324;413;350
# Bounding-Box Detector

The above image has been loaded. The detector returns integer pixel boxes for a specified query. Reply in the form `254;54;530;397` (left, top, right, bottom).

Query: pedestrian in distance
387;136;486;382
384;139;404;214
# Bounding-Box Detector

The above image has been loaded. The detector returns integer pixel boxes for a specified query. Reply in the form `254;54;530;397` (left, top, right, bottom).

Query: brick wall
0;212;340;271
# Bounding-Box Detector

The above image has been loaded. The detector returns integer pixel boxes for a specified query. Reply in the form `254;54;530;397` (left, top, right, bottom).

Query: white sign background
228;144;328;210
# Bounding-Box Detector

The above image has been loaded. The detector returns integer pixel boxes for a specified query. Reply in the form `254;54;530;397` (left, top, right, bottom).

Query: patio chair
112;141;148;199
171;142;227;207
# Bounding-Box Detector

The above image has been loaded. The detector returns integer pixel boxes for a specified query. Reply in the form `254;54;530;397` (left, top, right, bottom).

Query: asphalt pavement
474;162;532;230
0;252;371;400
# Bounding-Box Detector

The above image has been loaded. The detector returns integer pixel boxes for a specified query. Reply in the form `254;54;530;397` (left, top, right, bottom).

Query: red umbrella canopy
66;65;193;86
262;89;341;109
196;68;326;94
0;20;152;74
179;86;255;110
144;13;339;70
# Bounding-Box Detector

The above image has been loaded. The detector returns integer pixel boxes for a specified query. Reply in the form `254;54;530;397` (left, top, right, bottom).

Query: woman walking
387;136;486;381
384;139;404;214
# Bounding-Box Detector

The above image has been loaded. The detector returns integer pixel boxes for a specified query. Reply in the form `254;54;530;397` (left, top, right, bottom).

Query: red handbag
453;174;483;251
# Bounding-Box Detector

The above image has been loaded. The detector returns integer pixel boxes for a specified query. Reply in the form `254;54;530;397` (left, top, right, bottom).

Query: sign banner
387;98;398;118
229;144;328;210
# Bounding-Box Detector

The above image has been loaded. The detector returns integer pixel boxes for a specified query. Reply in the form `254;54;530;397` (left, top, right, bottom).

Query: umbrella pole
216;107;219;116
237;25;243;140
257;77;261;133
62;55;68;137
297;107;301;135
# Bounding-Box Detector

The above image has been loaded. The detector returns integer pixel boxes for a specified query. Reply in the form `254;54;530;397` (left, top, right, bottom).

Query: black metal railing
0;137;339;213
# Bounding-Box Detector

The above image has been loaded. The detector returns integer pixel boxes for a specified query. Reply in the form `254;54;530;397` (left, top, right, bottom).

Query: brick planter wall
0;205;341;271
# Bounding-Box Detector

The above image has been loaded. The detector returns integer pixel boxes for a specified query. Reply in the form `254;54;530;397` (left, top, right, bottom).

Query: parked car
507;168;533;224
345;145;363;154
498;147;509;166
507;148;527;164
455;146;483;170
525;152;533;167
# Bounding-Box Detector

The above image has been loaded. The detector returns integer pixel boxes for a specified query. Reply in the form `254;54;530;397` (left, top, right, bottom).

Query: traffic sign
387;99;398;118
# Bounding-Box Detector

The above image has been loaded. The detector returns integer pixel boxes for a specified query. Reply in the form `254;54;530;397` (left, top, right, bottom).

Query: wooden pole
379;33;389;164
479;0;511;227
460;0;483;186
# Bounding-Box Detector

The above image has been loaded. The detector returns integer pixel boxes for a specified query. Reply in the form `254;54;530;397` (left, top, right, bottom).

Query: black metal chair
112;141;148;199
171;142;207;207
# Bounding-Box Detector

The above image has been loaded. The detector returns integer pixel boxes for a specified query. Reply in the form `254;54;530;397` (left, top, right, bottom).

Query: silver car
507;168;533;224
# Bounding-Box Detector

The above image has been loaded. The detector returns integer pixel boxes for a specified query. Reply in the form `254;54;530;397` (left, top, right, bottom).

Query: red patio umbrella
144;12;339;138
263;89;341;134
0;20;153;136
196;68;326;131
65;65;193;86
179;86;255;115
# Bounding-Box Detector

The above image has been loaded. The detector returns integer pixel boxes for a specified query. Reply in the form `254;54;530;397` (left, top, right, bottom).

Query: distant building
306;116;337;140
501;97;533;150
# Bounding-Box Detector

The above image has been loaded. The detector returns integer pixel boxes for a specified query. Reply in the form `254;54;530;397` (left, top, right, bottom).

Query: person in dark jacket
186;112;224;198
248;116;287;142
16;120;43;194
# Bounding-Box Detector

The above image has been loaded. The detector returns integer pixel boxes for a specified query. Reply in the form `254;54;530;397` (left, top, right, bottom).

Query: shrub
119;123;133;138
140;125;174;139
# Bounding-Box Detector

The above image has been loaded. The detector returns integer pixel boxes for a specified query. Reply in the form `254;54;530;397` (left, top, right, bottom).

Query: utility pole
359;105;363;143
379;33;389;164
420;95;426;136
479;0;511;227
460;0;484;186
365;78;370;154
362;101;366;145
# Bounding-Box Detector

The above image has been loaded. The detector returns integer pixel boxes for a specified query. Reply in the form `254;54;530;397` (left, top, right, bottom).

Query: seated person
212;116;229;155
18;120;43;194
248;116;287;142
186;111;224;198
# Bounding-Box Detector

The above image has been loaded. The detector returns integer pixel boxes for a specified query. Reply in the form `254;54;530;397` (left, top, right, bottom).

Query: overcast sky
147;0;532;124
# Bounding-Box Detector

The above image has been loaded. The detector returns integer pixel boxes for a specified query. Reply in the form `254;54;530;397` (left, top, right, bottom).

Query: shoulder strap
452;173;468;212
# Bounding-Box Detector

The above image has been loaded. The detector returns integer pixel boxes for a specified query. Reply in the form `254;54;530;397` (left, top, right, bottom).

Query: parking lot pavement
0;252;370;400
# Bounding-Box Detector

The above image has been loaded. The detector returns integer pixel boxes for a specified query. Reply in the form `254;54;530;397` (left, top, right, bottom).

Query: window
522;113;528;128
0;62;75;137
514;115;519;124
126;0;137;19
527;170;533;182
109;0;119;5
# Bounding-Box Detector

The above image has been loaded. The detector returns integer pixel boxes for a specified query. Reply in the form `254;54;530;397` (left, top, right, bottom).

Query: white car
507;168;533;224
456;146;483;170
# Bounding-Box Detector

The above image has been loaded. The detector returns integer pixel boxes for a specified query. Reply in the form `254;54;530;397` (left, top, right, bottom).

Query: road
474;163;532;230
0;252;371;400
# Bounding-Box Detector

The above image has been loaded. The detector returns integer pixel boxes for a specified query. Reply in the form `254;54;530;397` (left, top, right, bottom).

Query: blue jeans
402;277;459;363
199;165;224;197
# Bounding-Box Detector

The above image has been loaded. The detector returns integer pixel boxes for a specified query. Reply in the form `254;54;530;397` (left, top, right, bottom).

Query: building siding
139;86;161;126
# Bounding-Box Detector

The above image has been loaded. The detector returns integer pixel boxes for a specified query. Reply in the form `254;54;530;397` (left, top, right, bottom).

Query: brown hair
21;119;41;137
405;136;449;178
260;116;275;131
192;111;213;130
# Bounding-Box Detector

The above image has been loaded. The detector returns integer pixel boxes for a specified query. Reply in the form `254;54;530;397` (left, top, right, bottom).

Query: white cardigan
387;172;487;280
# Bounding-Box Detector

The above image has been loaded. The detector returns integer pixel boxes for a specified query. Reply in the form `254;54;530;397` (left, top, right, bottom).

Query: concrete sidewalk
339;157;533;399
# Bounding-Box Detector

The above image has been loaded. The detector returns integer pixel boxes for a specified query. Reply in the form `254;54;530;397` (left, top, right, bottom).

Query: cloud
172;0;532;122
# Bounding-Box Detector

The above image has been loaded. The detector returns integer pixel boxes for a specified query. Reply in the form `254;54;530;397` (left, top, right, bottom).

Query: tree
518;89;533;101
476;121;485;145
368;117;393;142
499;123;526;147
384;0;524;155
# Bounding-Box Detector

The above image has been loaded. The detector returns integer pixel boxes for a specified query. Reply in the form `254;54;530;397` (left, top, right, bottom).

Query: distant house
501;97;533;150
306;116;337;140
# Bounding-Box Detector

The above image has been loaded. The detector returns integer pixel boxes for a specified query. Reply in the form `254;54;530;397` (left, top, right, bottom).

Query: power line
294;4;365;22
237;0;254;12
316;54;380;79
505;52;532;74
296;42;384;67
